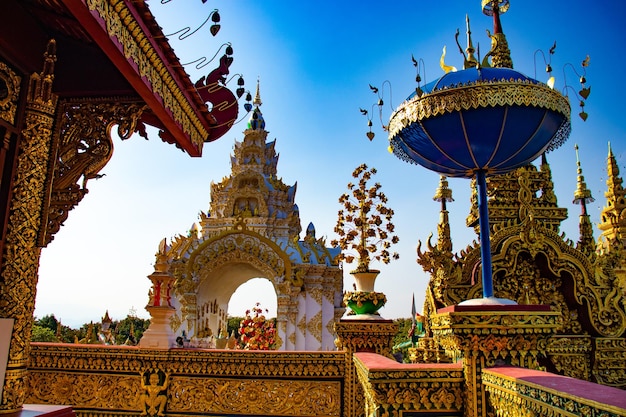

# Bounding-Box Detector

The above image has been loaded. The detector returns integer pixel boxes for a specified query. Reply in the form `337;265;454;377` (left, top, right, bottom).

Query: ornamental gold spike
573;144;594;204
253;78;262;106
463;15;479;69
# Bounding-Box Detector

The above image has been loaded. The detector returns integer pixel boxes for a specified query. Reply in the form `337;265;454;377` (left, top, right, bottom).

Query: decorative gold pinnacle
433;176;454;203
464;15;479;69
253;78;262;106
573;144;594;204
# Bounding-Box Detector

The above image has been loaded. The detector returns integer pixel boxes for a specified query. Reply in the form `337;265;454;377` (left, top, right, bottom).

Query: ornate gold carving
139;369;169;416
354;355;464;417
169;377;340;416
161;113;343;350
184;231;289;283
334;320;398;417
39;99;147;246
431;309;561;416
546;336;592;381
0;61;21;125
483;369;626;417
27;344;344;416
307;310;323;343
593;338;626;388
85;0;208;150
0;40;58;413
419;160;626;390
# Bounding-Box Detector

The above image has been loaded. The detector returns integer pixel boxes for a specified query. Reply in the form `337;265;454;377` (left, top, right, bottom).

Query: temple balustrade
483;366;626;417
353;352;465;416
353;353;626;417
26;343;345;417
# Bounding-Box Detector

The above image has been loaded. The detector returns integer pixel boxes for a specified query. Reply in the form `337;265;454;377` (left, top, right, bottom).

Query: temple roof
1;0;236;156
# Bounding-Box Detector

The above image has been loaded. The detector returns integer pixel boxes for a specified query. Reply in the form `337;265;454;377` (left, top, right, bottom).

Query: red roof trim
61;0;214;156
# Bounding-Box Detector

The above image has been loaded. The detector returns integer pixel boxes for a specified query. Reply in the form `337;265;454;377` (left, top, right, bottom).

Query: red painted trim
354;352;463;371
18;405;76;417
60;0;203;156
437;304;552;313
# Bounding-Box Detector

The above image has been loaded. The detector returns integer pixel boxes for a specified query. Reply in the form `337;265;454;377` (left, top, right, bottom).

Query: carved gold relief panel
169;377;341;416
0;61;21;125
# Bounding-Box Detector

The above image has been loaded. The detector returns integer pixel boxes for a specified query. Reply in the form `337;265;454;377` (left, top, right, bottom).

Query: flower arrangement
238;302;276;350
331;163;399;272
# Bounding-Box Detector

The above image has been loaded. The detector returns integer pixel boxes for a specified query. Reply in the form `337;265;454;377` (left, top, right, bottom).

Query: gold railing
483;366;626;417
353;352;464;416
27;343;345;417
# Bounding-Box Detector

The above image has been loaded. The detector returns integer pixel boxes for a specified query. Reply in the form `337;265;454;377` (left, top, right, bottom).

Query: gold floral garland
343;291;387;308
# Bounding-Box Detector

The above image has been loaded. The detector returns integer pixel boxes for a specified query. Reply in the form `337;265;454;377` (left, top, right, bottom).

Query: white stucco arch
167;228;343;350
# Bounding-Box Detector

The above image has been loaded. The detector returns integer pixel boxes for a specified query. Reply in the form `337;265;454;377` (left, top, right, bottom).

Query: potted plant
332;164;399;315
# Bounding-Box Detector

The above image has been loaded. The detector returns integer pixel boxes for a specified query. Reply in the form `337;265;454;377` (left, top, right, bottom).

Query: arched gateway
150;85;344;350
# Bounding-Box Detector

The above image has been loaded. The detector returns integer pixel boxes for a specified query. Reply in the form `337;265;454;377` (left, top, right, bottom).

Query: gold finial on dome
253;78;262;106
573;144;594;204
433;175;454;203
460;15;479;69
482;0;513;68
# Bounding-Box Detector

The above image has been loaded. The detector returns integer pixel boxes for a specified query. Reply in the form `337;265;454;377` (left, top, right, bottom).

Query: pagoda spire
253;78;262;106
598;142;626;249
247;78;265;130
433;175;454;253
539;153;557;204
572;144;595;254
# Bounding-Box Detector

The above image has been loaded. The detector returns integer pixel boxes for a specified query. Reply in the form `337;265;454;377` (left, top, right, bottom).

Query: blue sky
36;1;626;328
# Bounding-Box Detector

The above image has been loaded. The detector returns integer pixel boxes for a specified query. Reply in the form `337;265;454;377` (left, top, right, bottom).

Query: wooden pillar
335;319;397;417
0;40;57;412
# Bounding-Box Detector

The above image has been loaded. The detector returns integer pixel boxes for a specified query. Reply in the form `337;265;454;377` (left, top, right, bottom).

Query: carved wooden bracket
38;99;147;247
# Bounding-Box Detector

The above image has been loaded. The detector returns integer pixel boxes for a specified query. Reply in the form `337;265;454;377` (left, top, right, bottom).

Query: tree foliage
31;325;57;342
31;313;149;345
227;316;243;337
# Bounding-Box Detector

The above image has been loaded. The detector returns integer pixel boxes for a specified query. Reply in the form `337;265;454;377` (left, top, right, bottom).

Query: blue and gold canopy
388;67;571;178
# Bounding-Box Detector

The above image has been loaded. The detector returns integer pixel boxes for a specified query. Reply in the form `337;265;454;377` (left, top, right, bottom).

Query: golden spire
572;144;595;254
598;142;626;248
433;175;454;206
253;78;262;107
433;176;453;253
464;15;479;69
573;144;594;205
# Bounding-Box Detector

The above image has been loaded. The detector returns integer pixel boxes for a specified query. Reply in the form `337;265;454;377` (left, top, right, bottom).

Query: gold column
0;40;58;412
334;319;397;417
430;305;561;417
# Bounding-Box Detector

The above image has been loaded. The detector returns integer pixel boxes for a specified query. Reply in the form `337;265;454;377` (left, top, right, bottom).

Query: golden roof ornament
433;175;454;204
253;78;262;106
481;0;513;68
455;15;479;70
573;144;594;204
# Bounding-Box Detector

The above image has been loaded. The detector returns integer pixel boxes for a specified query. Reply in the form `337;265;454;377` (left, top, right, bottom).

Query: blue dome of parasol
388;67;571;178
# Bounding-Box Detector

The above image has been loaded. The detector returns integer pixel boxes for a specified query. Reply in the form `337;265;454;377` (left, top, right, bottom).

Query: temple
139;83;344;351
0;1;625;417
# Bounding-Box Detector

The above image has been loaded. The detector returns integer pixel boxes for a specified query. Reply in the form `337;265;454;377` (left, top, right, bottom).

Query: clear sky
36;1;626;328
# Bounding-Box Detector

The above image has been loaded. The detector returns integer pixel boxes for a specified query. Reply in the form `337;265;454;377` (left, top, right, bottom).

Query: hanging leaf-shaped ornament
579;87;591;99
